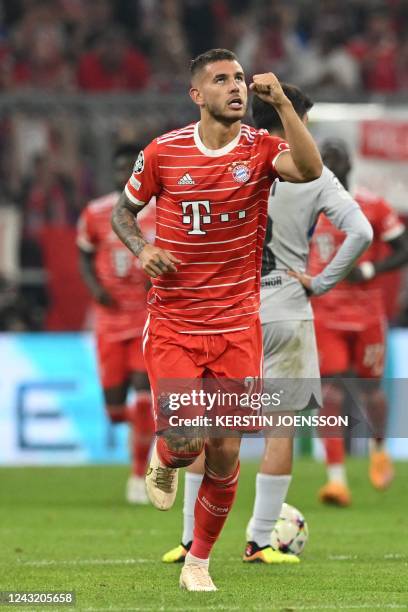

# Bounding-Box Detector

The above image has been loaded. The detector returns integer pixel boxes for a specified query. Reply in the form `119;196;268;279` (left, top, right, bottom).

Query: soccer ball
270;503;309;556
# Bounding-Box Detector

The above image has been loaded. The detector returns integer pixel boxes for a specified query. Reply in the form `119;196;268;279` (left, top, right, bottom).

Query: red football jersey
77;191;156;340
125;122;289;333
309;187;405;329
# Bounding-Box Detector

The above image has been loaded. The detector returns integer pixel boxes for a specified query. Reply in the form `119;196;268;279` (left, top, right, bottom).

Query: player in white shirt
162;84;373;564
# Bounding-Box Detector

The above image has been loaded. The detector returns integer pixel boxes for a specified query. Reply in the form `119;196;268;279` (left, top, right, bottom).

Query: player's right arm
111;141;180;278
77;209;116;306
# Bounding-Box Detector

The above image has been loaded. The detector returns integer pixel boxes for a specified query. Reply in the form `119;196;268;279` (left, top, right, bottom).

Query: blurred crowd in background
0;0;408;94
1;0;408;332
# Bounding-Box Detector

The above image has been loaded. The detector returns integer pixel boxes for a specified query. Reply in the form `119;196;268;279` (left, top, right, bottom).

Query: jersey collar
194;122;241;157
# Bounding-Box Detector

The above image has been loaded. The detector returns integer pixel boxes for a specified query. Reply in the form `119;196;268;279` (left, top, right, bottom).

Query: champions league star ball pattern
270;503;309;556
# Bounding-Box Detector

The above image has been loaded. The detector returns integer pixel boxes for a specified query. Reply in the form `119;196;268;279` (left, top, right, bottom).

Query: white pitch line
18;558;151;567
80;604;408;612
267;606;408;611
328;553;406;561
11;553;407;567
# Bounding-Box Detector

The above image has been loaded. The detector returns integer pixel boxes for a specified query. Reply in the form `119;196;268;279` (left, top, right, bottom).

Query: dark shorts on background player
315;318;386;378
142;316;263;433
96;334;146;389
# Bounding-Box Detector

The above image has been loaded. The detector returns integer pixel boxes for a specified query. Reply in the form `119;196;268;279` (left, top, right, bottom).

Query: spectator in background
12;22;75;91
19;152;77;268
397;35;408;89
182;0;218;56
78;26;150;91
147;0;189;91
235;4;302;81
295;25;360;94
348;9;399;92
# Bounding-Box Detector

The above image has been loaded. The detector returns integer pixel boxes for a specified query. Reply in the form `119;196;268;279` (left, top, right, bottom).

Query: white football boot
145;443;178;510
180;563;217;592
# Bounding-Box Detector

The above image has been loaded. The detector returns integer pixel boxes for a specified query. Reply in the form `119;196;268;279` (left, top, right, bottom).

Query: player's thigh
353;319;386;378
142;317;204;427
262;320;321;411
314;322;349;376
262;320;320;379
212;318;263;378
96;334;128;402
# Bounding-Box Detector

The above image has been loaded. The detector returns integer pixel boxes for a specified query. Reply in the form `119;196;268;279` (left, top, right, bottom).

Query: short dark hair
113;143;142;161
190;48;238;78
252;84;313;132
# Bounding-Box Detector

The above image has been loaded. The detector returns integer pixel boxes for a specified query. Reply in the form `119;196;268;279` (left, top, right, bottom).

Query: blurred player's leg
315;324;352;506
97;335;154;504
318;383;351;506
361;386;394;490
126;357;154;504
355;323;394;490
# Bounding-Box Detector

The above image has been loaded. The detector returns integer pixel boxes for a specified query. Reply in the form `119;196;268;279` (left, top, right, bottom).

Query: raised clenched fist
249;73;288;107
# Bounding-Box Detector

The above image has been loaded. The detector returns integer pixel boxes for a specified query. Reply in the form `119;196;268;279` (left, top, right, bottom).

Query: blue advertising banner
0;330;407;465
0;333;129;465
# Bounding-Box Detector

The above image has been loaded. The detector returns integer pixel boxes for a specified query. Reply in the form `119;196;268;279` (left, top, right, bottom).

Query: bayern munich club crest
230;160;251;183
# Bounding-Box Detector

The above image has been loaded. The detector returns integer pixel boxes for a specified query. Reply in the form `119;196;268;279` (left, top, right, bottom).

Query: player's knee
322;383;343;408
163;433;204;464
206;437;241;470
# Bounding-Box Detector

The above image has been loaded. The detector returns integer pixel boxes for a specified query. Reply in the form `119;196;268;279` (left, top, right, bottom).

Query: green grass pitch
0;458;407;611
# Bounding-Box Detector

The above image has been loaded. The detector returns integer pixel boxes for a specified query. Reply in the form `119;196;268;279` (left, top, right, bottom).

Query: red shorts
96;334;146;389
142;316;263;431
314;318;386;378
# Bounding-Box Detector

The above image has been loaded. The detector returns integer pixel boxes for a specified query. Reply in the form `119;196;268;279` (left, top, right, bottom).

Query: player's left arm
250;73;322;182
289;169;373;294
348;204;408;283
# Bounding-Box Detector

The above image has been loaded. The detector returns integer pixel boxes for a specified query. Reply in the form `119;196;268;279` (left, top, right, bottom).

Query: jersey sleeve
310;168;373;295
316;167;358;222
259;133;290;178
77;207;97;252
374;198;405;242
124;139;161;208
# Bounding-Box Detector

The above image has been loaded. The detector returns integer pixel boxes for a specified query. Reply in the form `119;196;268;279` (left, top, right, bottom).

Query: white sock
249;473;292;548
184;551;209;567
182;472;203;546
327;463;347;485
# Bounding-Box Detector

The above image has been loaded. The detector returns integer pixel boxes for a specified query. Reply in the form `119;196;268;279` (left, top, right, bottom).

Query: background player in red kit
112;48;322;591
77;144;155;505
309;138;408;506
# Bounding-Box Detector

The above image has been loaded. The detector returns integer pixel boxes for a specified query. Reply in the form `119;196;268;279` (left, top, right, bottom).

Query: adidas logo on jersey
178;173;195;185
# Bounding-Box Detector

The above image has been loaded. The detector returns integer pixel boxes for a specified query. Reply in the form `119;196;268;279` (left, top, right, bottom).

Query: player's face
114;155;134;190
190;60;248;123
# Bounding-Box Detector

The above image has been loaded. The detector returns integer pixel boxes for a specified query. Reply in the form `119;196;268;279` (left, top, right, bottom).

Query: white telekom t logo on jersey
182;200;211;235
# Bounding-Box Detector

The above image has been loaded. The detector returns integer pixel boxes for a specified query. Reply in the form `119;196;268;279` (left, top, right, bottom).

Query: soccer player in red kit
309;139;408;506
112;48;322;591
77;144;155;504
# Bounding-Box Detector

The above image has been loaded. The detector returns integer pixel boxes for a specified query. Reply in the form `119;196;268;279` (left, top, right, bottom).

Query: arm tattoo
111;191;147;256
